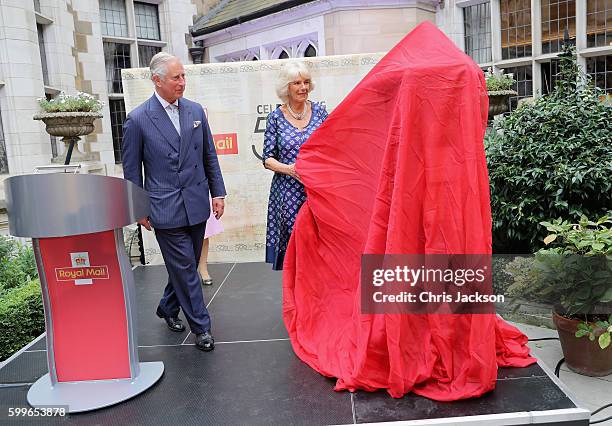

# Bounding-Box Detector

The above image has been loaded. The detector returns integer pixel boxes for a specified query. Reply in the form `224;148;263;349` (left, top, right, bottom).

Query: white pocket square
193;120;201;128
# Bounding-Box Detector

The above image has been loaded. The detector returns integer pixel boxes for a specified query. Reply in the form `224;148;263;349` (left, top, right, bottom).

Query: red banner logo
55;266;110;281
54;251;110;285
213;133;238;155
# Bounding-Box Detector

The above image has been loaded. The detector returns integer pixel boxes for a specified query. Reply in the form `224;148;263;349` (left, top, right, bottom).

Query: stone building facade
437;0;611;108
190;0;439;62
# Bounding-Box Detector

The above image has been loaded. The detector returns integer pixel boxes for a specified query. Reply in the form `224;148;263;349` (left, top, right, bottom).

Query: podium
5;173;164;413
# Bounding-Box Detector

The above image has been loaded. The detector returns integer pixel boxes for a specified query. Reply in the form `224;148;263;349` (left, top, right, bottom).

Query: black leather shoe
156;307;185;332
195;331;215;351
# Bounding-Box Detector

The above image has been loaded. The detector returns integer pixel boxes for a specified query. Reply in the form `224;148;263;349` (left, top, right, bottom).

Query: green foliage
0;280;44;360
503;256;540;300
575;315;612;350
491;256;515;295
0;237;43;360
0;236;37;295
485;67;515;91
540;216;612;255
506;216;612;317
485;46;612;253
38;91;103;113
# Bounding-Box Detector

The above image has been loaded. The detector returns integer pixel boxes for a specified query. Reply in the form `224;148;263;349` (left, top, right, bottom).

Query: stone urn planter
33;111;103;165
487;90;517;121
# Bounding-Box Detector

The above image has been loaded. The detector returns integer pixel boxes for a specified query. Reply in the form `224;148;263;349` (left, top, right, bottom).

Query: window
304;44;317;57
103;42;131;94
0;105;8;174
138;44;161;67
464;2;492;64
587;55;612;94
37;24;49;86
218;48;260;62
100;0;128;38
109;99;126;163
587;0;612;47
500;0;532;59
503;65;533;110
541;0;576;54
134;2;160;41
541;59;561;94
278;50;289;59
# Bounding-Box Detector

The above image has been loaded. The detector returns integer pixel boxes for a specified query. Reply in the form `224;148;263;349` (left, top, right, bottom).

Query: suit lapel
145;95;180;153
178;100;193;167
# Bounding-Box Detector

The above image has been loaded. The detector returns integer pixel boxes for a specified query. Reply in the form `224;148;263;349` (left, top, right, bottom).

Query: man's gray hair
275;60;315;104
150;52;181;79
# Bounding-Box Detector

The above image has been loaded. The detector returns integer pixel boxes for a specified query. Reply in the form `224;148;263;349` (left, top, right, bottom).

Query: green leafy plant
485;67;516;92
38;91;103;113
536;216;612;318
540;215;612;256
503;256;540;300
0;236;37;295
576;315;612;349
506;215;612;351
0;280;44;360
485;45;612;253
0;237;42;360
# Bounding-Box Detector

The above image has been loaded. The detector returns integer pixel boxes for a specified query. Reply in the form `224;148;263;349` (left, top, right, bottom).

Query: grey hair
150;52;181;79
275;60;315;104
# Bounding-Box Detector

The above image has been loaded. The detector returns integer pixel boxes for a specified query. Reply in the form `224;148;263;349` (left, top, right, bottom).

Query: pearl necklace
286;102;308;120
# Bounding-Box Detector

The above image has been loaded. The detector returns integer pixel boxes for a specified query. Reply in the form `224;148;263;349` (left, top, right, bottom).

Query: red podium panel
7;173;163;412
38;230;130;381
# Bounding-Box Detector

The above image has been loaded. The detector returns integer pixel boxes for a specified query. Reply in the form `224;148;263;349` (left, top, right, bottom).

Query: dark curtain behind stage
282;22;536;401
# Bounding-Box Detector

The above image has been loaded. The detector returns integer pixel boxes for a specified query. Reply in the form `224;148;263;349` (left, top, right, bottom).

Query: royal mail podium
5;173;164;413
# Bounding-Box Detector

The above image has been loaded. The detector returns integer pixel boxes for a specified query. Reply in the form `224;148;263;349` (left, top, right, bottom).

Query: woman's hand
263;158;302;183
286;163;302;183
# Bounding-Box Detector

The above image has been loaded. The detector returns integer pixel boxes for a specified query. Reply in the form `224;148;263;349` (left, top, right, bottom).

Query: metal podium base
27;361;164;413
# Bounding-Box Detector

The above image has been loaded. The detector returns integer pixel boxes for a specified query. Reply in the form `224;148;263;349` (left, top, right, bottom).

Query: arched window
304;44;317;57
278;49;289;59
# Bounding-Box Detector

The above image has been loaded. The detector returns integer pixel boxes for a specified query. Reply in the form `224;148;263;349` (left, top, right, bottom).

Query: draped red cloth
282;22;536;401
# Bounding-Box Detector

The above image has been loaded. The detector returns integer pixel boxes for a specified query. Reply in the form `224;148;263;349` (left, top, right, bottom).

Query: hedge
0;280;45;361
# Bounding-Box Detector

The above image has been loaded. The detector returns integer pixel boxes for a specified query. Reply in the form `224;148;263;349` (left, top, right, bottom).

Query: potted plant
485;67;517;120
34;92;103;165
506;215;612;376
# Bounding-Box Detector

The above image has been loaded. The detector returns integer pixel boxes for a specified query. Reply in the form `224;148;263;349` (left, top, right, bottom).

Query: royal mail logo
213;133;238;155
55;252;109;285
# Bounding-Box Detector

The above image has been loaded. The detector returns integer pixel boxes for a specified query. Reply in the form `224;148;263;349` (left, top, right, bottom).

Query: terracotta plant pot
552;311;612;377
33;111;102;164
487;90;517;121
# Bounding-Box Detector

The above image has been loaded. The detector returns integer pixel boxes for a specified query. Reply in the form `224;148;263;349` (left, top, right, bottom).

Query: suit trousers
154;222;211;334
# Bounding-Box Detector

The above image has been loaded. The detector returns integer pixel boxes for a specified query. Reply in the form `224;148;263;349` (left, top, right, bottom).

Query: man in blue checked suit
122;52;225;352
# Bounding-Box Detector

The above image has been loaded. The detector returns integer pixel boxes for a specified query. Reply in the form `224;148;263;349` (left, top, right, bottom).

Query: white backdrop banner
122;53;382;264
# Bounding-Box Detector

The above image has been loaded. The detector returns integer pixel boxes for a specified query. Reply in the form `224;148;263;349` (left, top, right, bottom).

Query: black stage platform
0;263;590;425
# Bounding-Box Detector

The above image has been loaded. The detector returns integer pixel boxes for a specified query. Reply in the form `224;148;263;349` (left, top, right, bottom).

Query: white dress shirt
154;91;180;134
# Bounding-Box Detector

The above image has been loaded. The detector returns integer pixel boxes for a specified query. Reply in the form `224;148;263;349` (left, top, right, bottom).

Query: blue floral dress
263;102;328;270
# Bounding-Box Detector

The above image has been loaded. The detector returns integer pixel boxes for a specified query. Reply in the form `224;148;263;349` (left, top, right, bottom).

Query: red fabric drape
282;22;535;401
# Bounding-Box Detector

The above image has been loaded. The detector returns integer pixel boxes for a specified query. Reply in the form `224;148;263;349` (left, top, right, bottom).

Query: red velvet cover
283;22;535;400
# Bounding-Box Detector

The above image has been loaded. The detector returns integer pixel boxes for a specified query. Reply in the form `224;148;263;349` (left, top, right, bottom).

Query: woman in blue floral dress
263;61;328;270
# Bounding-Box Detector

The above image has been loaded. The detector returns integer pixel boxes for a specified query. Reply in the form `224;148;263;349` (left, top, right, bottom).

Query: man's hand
212;197;225;220
138;217;152;231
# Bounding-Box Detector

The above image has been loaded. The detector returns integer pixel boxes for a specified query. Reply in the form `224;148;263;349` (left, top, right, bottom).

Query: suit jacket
122;94;226;229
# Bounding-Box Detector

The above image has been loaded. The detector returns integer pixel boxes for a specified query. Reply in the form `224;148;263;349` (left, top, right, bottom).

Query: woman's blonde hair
275;60;315;103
